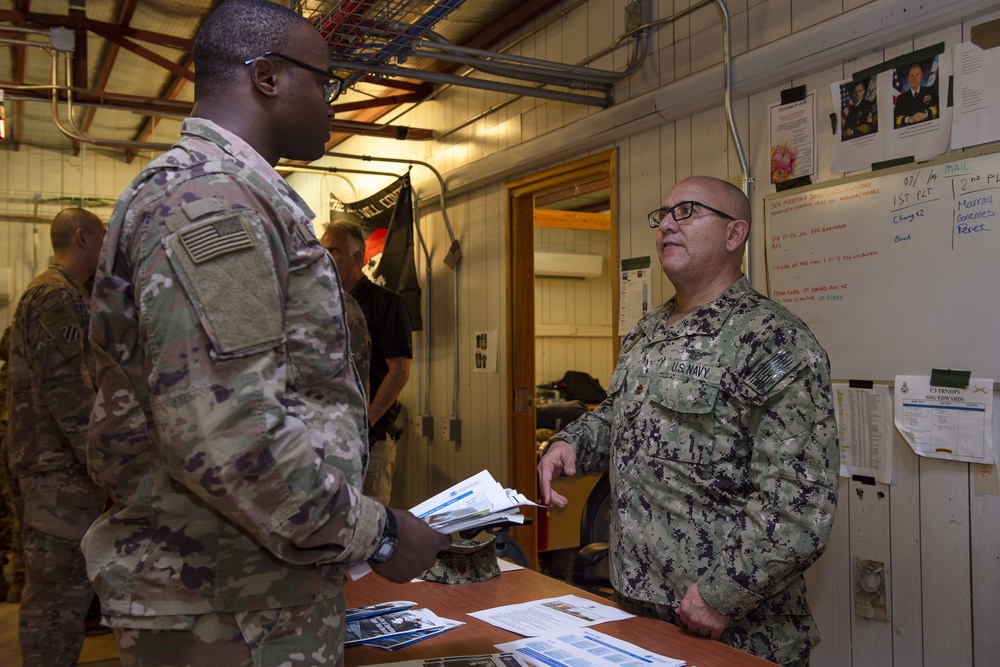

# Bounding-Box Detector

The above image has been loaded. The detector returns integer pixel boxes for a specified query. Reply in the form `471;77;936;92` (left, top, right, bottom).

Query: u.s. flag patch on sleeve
179;214;255;264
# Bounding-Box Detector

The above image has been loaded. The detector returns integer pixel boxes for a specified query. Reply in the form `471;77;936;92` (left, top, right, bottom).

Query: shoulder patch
743;347;800;397
40;304;83;359
179;214;255;264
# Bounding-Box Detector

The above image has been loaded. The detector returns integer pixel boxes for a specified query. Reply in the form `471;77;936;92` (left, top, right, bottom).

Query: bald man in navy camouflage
539;176;839;667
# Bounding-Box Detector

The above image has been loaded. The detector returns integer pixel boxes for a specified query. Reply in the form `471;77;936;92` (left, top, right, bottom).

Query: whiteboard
765;148;1000;382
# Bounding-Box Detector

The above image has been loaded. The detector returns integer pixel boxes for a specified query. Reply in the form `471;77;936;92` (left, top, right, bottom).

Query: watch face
373;536;398;562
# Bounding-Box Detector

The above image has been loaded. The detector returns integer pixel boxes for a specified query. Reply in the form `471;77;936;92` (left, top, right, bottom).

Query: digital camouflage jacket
555;276;839;665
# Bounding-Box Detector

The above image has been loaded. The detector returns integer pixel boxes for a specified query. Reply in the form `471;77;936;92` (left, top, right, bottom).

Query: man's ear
725;218;750;252
248;58;281;99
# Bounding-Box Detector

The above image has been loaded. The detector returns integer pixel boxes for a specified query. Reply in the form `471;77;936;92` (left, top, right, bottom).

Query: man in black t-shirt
323;221;412;504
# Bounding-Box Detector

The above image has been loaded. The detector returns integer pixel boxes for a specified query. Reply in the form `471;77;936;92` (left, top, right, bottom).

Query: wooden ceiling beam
533;209;611;231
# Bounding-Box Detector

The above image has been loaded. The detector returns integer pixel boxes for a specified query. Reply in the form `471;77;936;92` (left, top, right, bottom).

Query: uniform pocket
646;377;722;463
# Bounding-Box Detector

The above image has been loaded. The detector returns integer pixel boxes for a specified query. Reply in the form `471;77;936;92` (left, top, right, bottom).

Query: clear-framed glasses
647;200;735;228
243;51;345;104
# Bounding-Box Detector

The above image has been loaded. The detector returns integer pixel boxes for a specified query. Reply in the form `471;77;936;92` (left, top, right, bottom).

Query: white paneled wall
534;227;615;392
3;2;999;665
0;144;150;330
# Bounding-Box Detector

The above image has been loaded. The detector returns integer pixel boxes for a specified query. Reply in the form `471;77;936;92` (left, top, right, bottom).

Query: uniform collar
47;260;91;301
640;275;752;341
177;117;315;222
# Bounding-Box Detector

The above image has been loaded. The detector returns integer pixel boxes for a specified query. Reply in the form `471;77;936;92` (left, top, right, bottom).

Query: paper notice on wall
894;375;994;464
950;42;1000;150
769;95;816;184
834;383;893;484
618;256;651;333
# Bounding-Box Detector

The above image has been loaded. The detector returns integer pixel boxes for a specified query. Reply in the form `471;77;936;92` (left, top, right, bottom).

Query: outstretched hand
537;439;577;507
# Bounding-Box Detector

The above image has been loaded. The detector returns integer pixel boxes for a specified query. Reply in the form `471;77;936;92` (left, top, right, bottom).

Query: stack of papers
345;601;463;651
410;470;542;534
350;470;539;581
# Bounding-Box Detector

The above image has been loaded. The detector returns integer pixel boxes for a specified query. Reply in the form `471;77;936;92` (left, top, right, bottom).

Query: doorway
505;149;618;568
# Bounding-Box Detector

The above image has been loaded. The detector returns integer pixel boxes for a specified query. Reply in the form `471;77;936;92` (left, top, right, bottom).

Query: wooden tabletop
343;566;776;667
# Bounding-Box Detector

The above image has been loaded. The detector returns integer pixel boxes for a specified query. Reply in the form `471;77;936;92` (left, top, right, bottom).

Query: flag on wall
330;175;423;330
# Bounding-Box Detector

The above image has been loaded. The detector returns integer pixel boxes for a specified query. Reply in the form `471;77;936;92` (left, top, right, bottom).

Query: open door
505;149;618;569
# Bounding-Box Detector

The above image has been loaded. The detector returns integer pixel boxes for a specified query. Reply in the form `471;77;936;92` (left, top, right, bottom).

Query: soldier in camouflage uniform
83;1;447;665
7;207;108;666
539;177;839;667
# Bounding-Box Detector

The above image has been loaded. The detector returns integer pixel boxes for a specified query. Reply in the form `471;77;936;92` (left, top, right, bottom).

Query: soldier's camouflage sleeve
7;266;96;476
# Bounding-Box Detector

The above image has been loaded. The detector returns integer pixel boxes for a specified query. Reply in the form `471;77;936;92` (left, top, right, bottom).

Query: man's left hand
677;583;731;640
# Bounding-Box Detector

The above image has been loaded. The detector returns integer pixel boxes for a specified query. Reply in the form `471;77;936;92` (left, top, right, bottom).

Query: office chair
571;470;612;593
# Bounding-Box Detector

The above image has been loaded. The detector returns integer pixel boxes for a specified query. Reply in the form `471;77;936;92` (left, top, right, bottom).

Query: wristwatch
370;508;399;563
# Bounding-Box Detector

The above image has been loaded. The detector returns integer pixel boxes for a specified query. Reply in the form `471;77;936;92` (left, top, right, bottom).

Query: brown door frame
504;149;618;569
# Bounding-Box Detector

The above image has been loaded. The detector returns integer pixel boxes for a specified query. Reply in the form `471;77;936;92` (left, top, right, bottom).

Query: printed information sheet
469;595;632;637
834;383;893;484
894;375;995;464
495;627;684;667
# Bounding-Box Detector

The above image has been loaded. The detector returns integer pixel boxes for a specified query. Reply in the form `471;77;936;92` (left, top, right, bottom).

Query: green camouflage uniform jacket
83;118;381;626
6;261;104;538
554;276;839;665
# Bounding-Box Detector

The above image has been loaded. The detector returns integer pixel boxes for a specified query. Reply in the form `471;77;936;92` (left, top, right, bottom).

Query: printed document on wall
950;42;1000;150
834;383;893;484
618;256;651;332
894;375;994;464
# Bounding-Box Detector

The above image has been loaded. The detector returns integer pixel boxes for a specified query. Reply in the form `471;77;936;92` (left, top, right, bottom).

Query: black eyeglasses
243;51;345;104
647;200;735;228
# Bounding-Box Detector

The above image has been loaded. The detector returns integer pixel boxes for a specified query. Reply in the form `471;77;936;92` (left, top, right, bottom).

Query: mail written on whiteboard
349;470;541;580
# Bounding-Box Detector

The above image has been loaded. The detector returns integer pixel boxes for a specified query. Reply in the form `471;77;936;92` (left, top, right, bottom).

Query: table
343;566;777;667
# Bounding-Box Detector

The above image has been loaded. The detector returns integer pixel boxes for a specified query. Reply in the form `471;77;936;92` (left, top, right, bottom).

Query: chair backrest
579;470;611;547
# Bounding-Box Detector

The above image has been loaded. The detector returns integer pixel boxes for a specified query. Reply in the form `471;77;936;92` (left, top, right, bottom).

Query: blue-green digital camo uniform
83;118;383;648
553;276;839;666
7;261;107;667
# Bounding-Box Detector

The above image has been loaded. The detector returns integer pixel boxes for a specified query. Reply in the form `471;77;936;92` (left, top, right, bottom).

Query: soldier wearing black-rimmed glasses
83;1;447;664
540;176;839;667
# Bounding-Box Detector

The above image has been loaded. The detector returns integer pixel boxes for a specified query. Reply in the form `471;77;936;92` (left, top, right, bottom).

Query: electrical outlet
441;422;449;439
854;558;890;621
625;0;652;33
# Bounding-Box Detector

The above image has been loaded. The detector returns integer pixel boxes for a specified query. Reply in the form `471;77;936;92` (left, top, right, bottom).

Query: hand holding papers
351;471;538;580
409;470;542;535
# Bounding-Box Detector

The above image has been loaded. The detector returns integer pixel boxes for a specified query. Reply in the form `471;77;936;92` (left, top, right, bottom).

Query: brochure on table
496;627;685;667
468;594;633;637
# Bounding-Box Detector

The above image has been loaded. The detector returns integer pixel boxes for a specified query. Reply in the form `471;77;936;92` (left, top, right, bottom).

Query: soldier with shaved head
7;207;107;666
539;176;839;666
